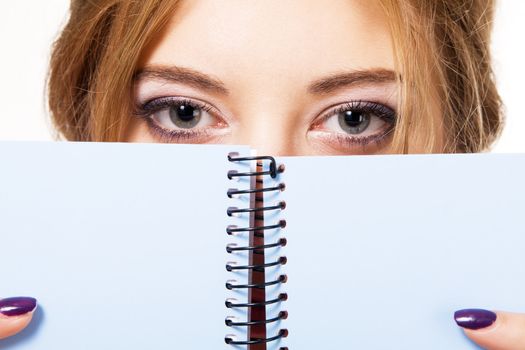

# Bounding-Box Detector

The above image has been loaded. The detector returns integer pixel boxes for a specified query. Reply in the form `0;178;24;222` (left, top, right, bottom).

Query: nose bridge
235;109;298;157
229;71;304;156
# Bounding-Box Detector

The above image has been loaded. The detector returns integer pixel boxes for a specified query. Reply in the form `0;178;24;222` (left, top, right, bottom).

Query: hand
455;309;525;350
0;297;37;340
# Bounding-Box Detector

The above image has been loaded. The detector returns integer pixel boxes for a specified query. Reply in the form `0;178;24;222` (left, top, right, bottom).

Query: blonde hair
48;0;503;152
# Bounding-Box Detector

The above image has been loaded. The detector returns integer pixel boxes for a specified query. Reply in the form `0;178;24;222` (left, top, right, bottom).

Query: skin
0;314;33;340
127;0;402;156
463;312;525;350
2;0;523;347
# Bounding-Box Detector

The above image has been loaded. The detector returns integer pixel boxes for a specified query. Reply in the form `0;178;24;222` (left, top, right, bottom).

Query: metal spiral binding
225;154;288;347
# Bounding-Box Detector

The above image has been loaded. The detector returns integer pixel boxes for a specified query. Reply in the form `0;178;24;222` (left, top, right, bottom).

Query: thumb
0;297;37;340
455;309;525;350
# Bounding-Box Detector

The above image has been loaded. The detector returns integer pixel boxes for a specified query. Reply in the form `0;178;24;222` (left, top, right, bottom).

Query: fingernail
454;308;497;330
0;297;38;317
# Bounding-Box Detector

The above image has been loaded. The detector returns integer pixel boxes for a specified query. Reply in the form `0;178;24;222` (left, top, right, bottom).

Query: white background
0;1;523;152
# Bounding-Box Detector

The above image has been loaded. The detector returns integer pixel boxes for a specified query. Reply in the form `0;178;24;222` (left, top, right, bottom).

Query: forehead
142;0;394;86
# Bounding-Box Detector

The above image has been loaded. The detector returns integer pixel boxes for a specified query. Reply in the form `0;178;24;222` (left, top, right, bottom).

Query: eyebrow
135;66;230;95
308;69;397;95
135;66;397;96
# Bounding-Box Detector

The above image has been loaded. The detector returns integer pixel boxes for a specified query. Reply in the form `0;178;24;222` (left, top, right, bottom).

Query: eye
145;98;216;130
336;110;372;135
135;97;228;143
311;100;396;146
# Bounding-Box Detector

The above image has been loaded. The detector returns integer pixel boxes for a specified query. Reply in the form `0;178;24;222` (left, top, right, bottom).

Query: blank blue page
273;153;525;350
0;142;249;350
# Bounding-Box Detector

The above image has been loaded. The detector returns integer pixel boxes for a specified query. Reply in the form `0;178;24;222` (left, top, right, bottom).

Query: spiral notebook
1;142;524;350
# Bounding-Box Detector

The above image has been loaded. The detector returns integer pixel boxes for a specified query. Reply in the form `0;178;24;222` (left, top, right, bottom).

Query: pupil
337;110;371;135
168;103;202;129
176;104;196;122
343;111;364;127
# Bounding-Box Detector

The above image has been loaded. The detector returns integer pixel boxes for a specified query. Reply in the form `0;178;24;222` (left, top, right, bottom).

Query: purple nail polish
454;308;497;330
0;297;37;317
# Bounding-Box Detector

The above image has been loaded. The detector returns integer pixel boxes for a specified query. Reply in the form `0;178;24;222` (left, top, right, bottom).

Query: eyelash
134;97;224;143
313;100;397;146
135;97;397;147
322;100;395;123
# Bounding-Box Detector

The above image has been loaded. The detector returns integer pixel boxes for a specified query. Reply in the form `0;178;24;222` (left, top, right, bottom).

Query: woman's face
127;0;414;156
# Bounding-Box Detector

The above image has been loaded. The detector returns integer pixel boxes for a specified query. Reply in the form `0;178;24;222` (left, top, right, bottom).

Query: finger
0;297;38;340
455;309;525;350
